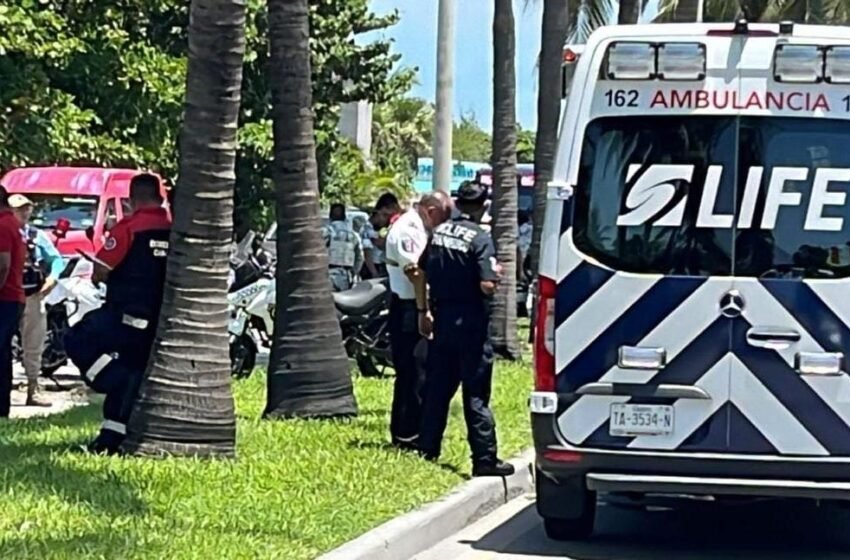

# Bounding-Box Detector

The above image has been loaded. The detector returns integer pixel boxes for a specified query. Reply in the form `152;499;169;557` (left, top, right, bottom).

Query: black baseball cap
456;181;488;204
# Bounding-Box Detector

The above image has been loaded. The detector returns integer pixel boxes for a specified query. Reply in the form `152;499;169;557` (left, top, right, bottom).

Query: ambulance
531;19;850;540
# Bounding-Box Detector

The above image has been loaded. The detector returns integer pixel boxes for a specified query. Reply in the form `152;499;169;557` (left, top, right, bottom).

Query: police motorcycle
13;223;103;380
40;258;103;376
228;231;275;378
333;278;393;377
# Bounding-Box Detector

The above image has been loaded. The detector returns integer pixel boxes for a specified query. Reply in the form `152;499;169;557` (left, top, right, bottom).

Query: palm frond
572;0;616;43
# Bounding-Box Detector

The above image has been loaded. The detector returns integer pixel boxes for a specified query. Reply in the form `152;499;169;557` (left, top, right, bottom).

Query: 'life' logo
615;164;850;232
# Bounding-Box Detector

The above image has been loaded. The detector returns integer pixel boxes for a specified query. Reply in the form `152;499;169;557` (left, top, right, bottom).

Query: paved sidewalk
9;362;91;419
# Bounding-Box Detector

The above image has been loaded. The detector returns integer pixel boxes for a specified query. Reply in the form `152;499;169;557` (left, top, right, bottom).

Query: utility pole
432;0;455;192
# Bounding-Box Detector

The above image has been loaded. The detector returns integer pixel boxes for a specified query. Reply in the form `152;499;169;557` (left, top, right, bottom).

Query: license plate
609;404;674;437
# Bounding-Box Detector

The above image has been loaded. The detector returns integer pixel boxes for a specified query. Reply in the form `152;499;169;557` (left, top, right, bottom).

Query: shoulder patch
104;237;117;251
402;237;419;253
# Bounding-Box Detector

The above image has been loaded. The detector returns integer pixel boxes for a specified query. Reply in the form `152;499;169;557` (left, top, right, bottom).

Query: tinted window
736;118;850;279
573;116;737;276
27;195;99;230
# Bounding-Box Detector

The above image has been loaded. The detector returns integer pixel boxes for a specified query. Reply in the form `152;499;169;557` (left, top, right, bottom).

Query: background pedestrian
10;194;65;406
0;185;26;418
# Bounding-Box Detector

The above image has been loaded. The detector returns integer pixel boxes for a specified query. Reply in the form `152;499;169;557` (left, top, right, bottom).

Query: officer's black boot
472;459;516;477
86;429;124;456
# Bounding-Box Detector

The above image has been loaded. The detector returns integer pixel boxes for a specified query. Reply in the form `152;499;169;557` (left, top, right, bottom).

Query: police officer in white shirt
384;191;452;448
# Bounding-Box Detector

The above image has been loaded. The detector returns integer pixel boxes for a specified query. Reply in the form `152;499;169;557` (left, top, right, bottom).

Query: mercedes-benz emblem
719;290;745;318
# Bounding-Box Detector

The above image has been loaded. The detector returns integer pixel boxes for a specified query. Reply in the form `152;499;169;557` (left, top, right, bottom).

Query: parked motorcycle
13;257;103;380
227;231;394;378
333;278;393;378
228;232;275;378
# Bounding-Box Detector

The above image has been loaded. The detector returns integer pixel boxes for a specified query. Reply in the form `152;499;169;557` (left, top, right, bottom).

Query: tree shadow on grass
346;439;470;479
0;528;142;559
0;405;148;517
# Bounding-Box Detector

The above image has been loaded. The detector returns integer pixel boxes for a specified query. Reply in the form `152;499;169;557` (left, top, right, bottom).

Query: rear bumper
533;413;850;489
586;473;850;501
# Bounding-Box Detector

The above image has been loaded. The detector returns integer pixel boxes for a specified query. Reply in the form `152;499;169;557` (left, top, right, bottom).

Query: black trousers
64;307;155;436
389;296;425;442
0;301;23;417
418;307;498;465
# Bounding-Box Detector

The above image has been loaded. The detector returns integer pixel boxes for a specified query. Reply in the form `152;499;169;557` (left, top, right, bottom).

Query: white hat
8;194;33;208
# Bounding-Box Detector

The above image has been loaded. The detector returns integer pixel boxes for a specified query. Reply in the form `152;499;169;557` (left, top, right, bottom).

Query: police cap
456;181;488;205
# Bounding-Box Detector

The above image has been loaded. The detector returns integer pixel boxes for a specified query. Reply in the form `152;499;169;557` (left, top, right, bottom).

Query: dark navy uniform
418;183;509;474
65;206;170;451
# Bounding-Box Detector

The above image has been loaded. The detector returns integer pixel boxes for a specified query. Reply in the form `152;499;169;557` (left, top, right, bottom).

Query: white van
531;20;850;541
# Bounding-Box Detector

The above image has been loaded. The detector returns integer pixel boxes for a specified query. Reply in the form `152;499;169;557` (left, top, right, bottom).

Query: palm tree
658;0;850;22
657;0;775;21
123;0;246;457
490;0;521;360
618;0;642;23
264;0;357;419
371;97;434;171
528;0;573;274
763;0;850;23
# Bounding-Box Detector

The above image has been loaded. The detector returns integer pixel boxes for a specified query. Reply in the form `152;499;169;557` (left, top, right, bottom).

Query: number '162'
605;89;639;108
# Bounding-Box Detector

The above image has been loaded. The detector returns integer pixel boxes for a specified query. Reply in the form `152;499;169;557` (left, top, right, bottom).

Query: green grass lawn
0;354;532;559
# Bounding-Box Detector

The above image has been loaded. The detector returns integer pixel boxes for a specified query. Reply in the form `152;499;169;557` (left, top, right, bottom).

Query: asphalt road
416;492;850;559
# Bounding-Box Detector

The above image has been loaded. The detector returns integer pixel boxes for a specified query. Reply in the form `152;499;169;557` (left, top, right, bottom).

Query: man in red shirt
64;173;171;452
0;185;26;417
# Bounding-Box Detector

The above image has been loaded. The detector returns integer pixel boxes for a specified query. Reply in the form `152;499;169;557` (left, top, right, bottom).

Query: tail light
534;275;557;392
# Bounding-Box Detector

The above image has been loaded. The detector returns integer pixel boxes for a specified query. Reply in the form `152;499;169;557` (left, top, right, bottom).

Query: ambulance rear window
573;115;850;279
573;115;737;276
737;117;850;278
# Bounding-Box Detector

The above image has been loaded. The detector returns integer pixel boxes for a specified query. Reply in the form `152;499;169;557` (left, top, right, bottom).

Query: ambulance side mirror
85;226;95;242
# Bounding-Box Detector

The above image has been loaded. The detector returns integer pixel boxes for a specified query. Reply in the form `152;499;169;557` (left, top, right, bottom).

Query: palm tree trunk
264;0;357;419
668;0;700;21
529;0;571;274
123;0;245;457
618;0;641;23
490;0;520;360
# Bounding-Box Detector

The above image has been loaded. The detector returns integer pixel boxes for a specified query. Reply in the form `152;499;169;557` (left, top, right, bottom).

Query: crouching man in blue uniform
65;173;170;454
417;181;515;477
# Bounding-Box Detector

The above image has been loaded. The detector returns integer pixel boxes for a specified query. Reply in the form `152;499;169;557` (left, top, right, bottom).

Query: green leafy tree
0;0;414;228
517;126;536;164
0;1;184;173
453;114;492;162
371;96;434;174
235;0;415;228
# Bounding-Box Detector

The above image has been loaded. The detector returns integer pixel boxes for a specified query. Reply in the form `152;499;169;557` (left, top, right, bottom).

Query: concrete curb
318;449;534;560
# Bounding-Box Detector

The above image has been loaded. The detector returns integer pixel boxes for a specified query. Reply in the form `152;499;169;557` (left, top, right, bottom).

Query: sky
366;1;662;132
368;0;544;131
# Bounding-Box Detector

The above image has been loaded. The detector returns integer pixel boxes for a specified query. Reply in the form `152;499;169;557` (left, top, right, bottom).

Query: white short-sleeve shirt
385;209;428;299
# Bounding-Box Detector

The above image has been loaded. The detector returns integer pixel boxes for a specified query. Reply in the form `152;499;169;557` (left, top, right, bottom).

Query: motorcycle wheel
12;332;22;363
42;317;70;377
356;352;393;378
230;334;257;379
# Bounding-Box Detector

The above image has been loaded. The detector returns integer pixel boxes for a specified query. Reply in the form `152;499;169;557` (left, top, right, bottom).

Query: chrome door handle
576;382;710;400
746;327;800;349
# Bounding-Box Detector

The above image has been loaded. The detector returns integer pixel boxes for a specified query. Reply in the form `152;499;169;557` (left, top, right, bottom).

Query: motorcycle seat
333;281;387;315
